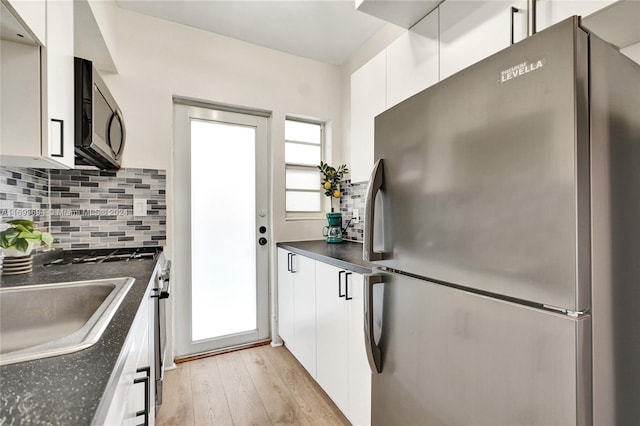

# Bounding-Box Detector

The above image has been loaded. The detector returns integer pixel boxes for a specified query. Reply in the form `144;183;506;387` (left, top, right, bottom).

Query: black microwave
74;57;125;169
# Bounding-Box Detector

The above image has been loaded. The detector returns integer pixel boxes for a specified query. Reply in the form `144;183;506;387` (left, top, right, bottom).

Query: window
285;118;324;216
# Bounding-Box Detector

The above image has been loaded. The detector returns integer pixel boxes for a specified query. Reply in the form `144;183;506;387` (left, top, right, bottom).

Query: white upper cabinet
1;0;74;169
0;40;41;161
350;50;386;183
355;0;440;28
74;0;119;73
350;9;440;183
5;0;46;45
43;0;75;168
386;9;439;108
536;0;617;32
439;0;528;80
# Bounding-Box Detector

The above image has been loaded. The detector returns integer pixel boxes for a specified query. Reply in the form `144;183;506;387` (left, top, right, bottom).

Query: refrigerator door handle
364;159;384;261
364;273;384;373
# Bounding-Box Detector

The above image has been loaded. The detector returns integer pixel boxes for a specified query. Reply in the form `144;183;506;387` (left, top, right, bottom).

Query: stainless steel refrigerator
362;16;640;426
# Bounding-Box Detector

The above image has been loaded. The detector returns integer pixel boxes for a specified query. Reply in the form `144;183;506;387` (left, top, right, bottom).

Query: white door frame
173;102;271;357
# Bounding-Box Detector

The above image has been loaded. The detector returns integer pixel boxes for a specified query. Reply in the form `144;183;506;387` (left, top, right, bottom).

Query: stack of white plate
2;255;33;275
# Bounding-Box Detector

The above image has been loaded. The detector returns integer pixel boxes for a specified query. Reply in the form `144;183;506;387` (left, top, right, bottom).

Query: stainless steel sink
0;277;135;366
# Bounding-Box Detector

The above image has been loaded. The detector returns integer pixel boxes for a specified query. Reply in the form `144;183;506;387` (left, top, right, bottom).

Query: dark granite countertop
277;240;374;274
0;254;158;425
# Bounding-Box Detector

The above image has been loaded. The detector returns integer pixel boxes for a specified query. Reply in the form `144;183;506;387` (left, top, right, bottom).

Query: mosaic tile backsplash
340;180;367;241
0;167;166;250
0;167;51;253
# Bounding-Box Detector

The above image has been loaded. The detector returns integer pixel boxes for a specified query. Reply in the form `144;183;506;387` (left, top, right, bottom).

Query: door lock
258;237;267;246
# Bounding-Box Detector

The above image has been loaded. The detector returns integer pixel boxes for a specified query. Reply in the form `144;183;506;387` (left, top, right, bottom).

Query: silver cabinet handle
364;159;385;262
527;0;537;36
364;273;383;373
134;366;151;426
290;253;297;273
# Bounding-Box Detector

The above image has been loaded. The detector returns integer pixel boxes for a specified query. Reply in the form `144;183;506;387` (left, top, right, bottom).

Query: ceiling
116;0;388;65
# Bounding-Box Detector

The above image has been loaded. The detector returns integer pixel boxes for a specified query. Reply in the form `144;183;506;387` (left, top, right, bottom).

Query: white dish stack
1;255;33;276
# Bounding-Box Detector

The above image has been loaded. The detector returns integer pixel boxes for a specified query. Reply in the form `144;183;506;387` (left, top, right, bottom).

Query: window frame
284;117;326;219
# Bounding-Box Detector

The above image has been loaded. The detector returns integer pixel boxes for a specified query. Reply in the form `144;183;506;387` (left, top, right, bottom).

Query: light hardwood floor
157;345;351;426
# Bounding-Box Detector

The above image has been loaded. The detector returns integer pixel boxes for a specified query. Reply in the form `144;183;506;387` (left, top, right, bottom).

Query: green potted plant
318;161;349;243
0;219;54;257
318;161;349;211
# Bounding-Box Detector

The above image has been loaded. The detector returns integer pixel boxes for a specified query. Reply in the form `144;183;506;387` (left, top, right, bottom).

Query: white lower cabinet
346;272;372;426
317;263;371;426
277;248;295;349
292;254;317;377
277;249;372;425
315;262;350;415
278;249;317;377
99;280;155;425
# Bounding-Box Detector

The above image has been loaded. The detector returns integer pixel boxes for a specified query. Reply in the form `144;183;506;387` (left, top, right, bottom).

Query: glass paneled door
173;103;270;357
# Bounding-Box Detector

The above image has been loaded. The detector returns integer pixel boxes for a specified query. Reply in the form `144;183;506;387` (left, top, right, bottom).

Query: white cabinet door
315;261;349;415
42;0;74;168
99;277;157;426
439;0;527;80
386;9;440;108
292;253;317;377
346;272;371;426
0;41;41;161
127;321;150;426
0;0;74;169
277;248;295;349
350;50;386;183
103;286;151;425
536;0;616;31
6;0;46;45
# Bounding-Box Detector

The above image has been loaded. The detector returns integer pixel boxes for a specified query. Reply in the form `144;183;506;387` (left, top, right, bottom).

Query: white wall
100;8;344;358
103;8;343;250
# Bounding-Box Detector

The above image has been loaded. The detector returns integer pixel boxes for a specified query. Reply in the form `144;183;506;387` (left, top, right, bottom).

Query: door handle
364;159;385;261
345;272;352;300
287;253;292;272
338;270;346;298
364;273;384;373
290;254;297;273
108;110;126;157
